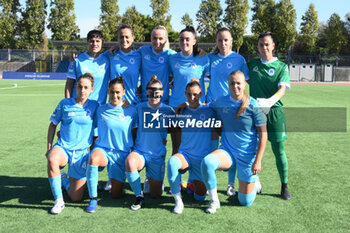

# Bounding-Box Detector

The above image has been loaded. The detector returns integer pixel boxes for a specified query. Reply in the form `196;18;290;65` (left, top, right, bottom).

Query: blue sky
20;0;350;38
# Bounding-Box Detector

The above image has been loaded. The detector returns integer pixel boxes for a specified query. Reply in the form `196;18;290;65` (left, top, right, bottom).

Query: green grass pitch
0;79;349;232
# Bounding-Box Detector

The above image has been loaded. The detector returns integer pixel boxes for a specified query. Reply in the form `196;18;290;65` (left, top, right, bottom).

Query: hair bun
151;75;158;81
190;78;200;83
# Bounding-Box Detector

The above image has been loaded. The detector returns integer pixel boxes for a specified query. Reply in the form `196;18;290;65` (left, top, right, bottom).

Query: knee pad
194;192;206;202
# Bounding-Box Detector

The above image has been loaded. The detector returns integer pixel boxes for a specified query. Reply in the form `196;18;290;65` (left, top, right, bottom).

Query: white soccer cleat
255;177;262;194
172;201;184;214
143;177;149;194
50;198;65;214
226;183;236;196
104;178;112;191
206;200;220;214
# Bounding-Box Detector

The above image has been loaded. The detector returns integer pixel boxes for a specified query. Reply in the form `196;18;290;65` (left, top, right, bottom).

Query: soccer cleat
281;184;292;200
172;201;184;214
255;177;262;194
226;183;236;196
86;199;97;213
143;178;149;194
130;196;144;211
104;178;112;191
205;200;220;214
50;198;65;214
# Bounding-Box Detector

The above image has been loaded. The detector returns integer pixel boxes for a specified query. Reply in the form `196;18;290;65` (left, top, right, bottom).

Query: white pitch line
0;94;62;97
0;83;64;90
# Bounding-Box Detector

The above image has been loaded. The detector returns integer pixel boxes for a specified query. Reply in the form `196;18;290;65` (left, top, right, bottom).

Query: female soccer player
138;25;175;103
207;28;250;196
109;25;141;105
248;32;291;200
201;70;267;214
167;78;215;214
65;30;110;104
46;73;99;214
125;76;175;211
168;26;209;109
85;77;137;213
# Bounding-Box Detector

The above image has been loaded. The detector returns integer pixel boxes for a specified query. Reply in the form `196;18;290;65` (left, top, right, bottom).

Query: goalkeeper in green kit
248;32;291;200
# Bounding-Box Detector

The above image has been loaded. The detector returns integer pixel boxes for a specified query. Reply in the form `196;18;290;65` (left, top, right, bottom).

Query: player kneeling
46;73;98;214
201;71;267;213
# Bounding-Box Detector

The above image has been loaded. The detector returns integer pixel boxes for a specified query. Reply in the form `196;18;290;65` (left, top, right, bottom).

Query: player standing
65;30;109;104
248;32;291;200
46;73;99;214
207;28;250;196
109;25;141;105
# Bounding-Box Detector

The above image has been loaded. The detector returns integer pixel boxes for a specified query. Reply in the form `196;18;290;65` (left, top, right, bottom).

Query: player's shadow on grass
0;176;54;209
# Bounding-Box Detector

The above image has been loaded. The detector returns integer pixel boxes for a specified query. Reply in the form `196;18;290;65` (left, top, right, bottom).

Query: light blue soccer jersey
209;95;266;155
94;103;137;152
138;45;175;102
206;52;249;103
178;105;215;159
67;52;110;104
109;50;141;104
168;53;209;107
50;98;99;150
134;102;175;157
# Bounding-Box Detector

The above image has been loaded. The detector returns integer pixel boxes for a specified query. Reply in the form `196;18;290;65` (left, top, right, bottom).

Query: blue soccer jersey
67;52;110;104
178;105;215;159
206;52;249;103
168;52;209;107
50;98;99;150
109;50;141;104
134;102;175;157
138;45;176;103
209;95;266;155
94;103;137;152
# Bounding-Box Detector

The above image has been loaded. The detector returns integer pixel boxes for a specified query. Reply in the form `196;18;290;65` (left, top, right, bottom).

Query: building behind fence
1;41;350;81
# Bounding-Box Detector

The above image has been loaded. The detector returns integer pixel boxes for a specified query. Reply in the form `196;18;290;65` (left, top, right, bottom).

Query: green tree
47;0;80;42
324;13;347;55
274;0;297;54
223;0;249;52
121;6;145;42
251;0;276;35
98;0;120;41
0;0;21;48
299;3;319;54
196;0;223;42
150;0;172;31
181;13;193;27
20;0;47;49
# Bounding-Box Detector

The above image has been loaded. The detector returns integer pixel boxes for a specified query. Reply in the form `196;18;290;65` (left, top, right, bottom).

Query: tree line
1;0;350;56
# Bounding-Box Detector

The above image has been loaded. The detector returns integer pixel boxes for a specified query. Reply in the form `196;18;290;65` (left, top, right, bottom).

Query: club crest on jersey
120;113;126;120
175;63;181;69
144;55;151;60
268;68;275;76
227;62;233;69
200;114;206;121
129;58;135;64
253;66;259;72
99;64;105;72
158;56;165;63
191;62;197;69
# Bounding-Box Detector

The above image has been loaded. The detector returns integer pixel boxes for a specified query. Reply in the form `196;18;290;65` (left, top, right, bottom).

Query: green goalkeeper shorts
267;106;288;142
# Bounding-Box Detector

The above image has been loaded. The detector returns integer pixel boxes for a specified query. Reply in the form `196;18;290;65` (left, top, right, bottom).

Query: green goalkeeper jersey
248;58;290;107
